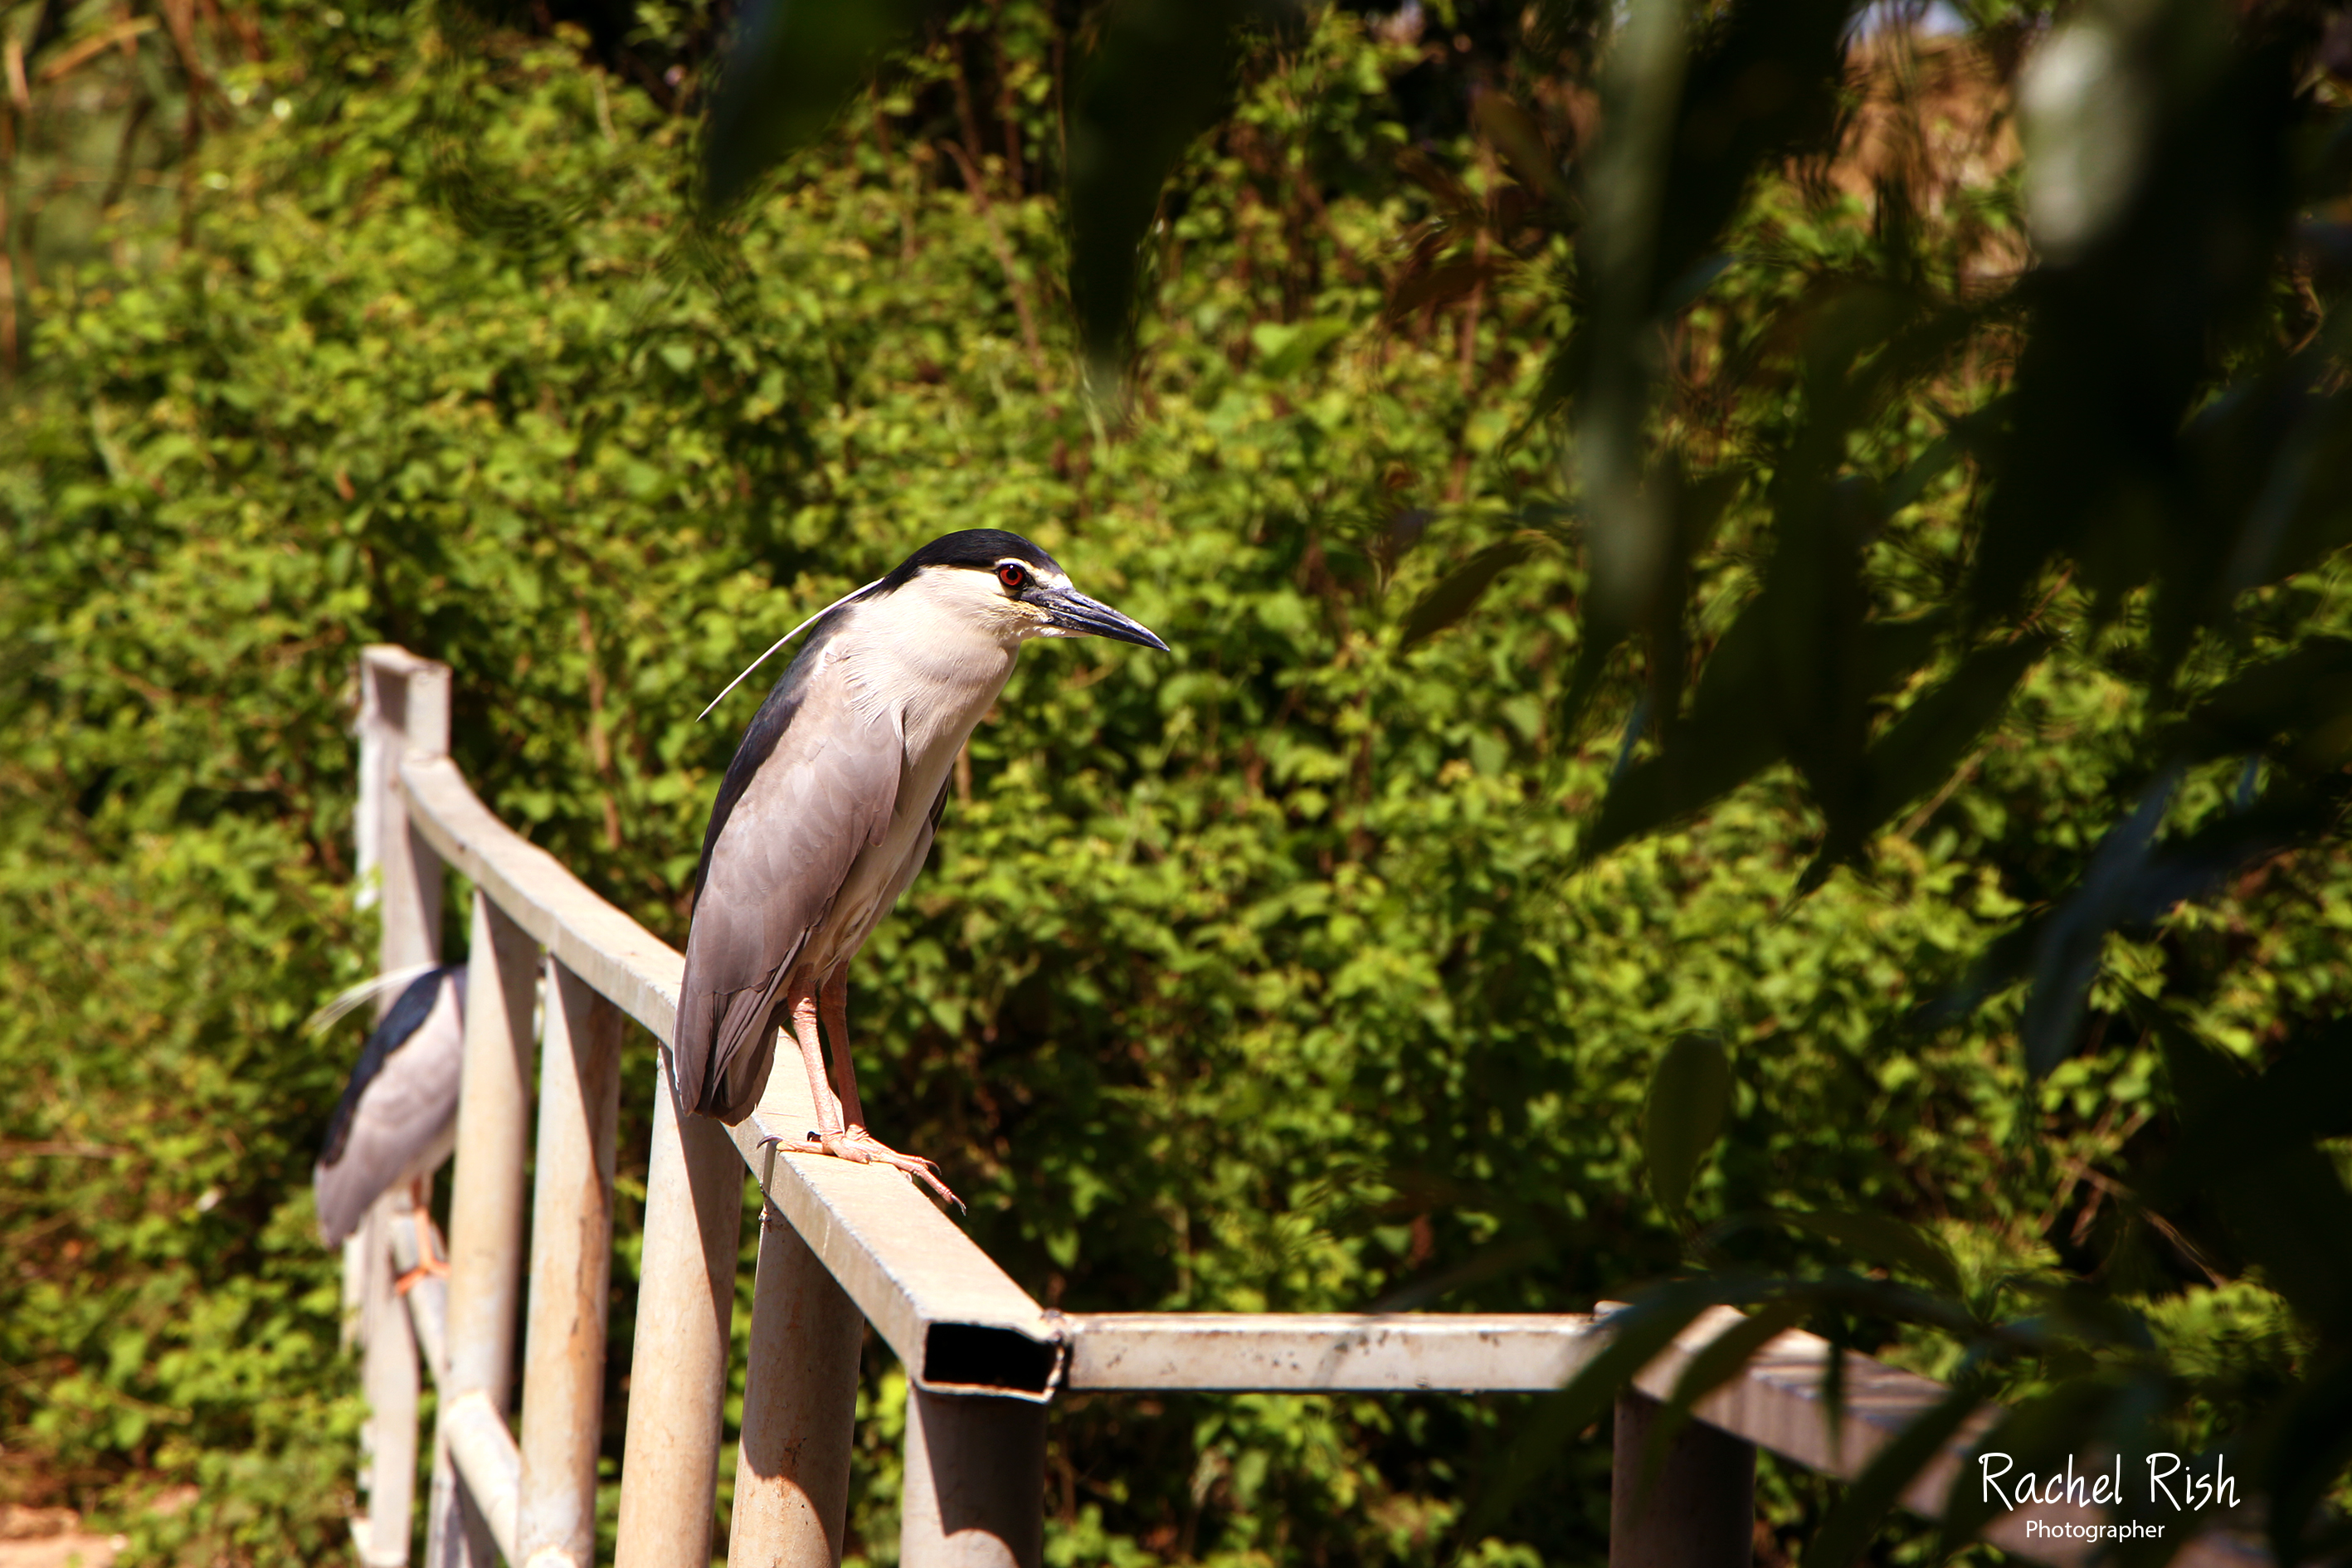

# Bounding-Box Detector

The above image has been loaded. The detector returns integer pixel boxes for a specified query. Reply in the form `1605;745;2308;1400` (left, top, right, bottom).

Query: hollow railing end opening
918;1322;1065;1402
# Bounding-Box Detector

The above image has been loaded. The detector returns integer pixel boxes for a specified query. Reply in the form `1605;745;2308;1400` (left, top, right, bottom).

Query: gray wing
845;774;951;957
675;655;902;1122
314;970;465;1245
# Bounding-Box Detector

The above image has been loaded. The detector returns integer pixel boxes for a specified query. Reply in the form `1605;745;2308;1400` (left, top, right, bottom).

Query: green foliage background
3;2;2346;1563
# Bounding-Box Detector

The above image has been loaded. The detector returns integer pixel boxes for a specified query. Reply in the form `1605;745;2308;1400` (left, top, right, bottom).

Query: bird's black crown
877;529;1060;595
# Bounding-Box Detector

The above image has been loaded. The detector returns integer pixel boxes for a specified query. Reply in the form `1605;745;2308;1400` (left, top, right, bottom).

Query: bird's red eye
996;563;1028;590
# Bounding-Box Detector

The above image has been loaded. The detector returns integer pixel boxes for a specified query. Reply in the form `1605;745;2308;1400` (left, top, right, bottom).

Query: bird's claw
393;1257;450;1296
804;1124;963;1211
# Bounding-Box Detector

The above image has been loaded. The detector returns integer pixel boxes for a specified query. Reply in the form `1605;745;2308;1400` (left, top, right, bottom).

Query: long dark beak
1040;585;1170;650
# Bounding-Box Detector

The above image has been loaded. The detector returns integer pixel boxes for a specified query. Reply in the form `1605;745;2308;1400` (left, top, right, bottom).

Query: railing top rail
399;756;679;1039
393;746;1057;1395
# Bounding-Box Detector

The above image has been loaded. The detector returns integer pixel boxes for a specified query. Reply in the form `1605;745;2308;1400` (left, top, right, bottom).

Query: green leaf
1066;0;1298;366
1843;631;2053;850
2157;1023;2352;1204
1769;1210;1964;1299
1565;1283;1739;1440
1471;87;1566;207
1676;465;1748;560
1452;1281;1745;1551
1809;1381;1983;1568
2174;636;2352;772
1585;599;1781;858
2021;770;2179;1077
1644;1033;1731;1220
2215;1147;2352;1337
1761;469;1874;848
1385;258;1501;323
1400;538;1544;649
1965;782;2337;1072
1570;0;1696;640
1855;611;1950;699
1640;1298;1809;1498
1879;406;1992;516
1251;317;1351;382
1648;0;1858;308
704;0;940;207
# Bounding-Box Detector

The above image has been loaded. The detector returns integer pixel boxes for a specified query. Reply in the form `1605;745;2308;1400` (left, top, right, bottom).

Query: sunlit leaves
1642;1032;1731;1221
1400;535;1551;650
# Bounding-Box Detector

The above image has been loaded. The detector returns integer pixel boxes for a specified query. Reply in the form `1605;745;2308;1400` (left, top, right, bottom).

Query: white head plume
304;963;442;1037
696;578;884;723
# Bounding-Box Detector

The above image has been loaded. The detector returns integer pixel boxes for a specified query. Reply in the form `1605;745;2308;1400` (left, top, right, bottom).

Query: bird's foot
804;1124;963;1211
393;1256;450;1296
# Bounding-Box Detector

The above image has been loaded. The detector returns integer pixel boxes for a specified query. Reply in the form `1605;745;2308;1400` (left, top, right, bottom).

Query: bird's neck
838;586;1020;757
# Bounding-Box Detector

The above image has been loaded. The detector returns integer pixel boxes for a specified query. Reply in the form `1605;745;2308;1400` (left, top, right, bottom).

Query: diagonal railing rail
340;646;2272;1568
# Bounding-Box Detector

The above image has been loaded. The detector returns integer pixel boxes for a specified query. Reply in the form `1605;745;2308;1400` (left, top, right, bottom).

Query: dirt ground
0;1493;203;1568
0;1509;118;1568
0;1534;119;1568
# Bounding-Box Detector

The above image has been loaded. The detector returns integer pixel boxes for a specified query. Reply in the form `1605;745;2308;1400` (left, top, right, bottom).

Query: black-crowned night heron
314;964;466;1289
674;529;1166;1204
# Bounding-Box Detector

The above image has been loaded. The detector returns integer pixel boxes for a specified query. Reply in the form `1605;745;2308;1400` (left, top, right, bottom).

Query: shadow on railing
339;646;2270;1568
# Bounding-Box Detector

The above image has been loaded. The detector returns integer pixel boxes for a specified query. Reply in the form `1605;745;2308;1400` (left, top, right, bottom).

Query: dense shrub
4;3;2347;1564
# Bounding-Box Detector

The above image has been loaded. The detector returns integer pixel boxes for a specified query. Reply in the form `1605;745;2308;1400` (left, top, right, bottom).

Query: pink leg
818;967;867;1132
394;1175;451;1295
797;968;961;1210
788;986;849;1139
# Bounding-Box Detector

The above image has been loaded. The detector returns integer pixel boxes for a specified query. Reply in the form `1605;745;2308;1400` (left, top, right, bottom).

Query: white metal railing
341;645;2272;1568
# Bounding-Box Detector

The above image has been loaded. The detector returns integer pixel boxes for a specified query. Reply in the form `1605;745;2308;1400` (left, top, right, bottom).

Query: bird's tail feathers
304;963;443;1037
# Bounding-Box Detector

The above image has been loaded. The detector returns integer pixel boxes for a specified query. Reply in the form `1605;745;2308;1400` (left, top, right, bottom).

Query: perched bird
675;529;1166;1202
313;964;467;1290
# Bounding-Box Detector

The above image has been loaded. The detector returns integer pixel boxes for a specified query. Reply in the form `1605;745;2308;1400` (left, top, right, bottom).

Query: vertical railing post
727;1206;863;1567
1608;1392;1755;1568
428;890;541;1568
352;648;450;1568
899;1390;1045;1568
355;1199;424;1567
358;646;449;971
613;1056;746;1568
517;958;622;1568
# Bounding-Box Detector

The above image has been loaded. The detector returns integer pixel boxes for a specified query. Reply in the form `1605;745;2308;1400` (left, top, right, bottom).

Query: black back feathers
319;967;450;1168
